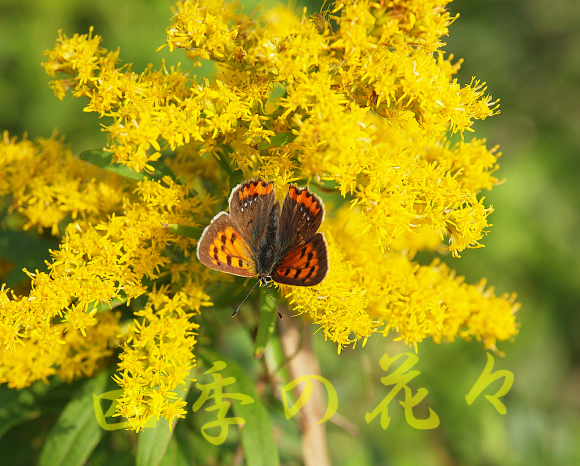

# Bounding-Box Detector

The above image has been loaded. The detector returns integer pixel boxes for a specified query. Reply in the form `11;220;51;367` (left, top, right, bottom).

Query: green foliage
79;150;178;182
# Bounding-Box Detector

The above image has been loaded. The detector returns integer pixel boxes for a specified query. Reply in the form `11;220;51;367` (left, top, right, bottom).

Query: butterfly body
252;201;280;281
197;179;328;289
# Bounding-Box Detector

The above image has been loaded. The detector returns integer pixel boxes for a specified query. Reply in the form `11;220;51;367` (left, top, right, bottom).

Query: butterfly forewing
196;212;257;277
272;232;328;286
229;179;276;253
276;185;325;257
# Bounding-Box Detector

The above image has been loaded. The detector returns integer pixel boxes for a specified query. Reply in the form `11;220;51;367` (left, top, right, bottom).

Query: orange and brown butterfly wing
276;185;325;256
196;212;257;277
229;179;276;253
272;232;328;286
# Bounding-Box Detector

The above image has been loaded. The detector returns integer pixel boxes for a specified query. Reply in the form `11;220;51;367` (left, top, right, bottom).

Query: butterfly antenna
232;279;260;317
265;282;283;319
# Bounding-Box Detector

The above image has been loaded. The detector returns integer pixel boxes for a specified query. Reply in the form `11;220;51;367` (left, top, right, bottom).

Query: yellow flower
113;287;204;432
0;0;519;432
288;207;518;353
0;131;125;236
0;299;120;389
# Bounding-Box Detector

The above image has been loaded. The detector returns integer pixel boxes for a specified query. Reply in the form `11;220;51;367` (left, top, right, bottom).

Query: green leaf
158;435;190;466
214;144;244;188
38;370;110;466
0;384;46;439
79;150;177;183
145;160;179;182
136;422;173;466
174;424;218;464
0;230;57;287
256;132;296;150
163;223;204;240
254;287;279;358
86;297;126;314
198;349;280;466
136;370;195;466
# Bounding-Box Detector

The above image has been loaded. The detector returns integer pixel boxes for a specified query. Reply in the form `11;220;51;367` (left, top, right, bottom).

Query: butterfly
196;178;328;317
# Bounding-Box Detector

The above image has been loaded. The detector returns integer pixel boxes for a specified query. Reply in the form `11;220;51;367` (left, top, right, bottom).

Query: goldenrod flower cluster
113;287;203;431
0;0;519;431
0;134;213;428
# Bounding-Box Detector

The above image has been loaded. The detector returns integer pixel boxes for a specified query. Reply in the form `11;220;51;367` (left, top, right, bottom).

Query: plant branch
277;313;331;466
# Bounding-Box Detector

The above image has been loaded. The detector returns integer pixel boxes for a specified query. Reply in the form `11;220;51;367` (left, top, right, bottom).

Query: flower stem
277;313;331;466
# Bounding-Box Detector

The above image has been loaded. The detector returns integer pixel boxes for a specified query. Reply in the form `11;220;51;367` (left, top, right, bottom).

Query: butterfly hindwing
229;179;276;253
276;185;325;256
272;232;328;286
196;212;257;277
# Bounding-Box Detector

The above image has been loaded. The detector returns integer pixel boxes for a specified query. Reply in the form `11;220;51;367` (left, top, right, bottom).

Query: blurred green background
1;0;579;464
